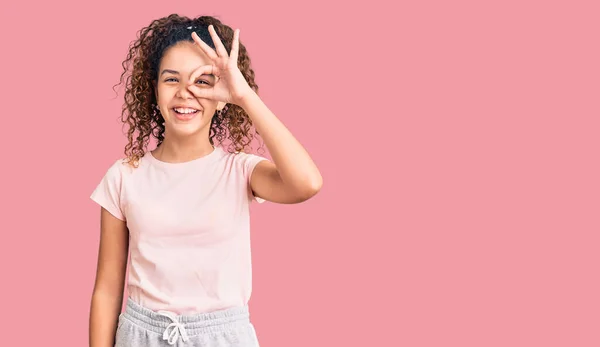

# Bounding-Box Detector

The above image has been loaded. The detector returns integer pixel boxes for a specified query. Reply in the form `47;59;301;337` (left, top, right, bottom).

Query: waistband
122;297;251;337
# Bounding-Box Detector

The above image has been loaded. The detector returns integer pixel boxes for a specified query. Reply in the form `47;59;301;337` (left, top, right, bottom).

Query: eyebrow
160;69;180;76
160;69;215;79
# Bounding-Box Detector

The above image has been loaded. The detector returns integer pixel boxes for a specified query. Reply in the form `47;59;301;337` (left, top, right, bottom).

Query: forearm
240;92;322;193
89;289;123;347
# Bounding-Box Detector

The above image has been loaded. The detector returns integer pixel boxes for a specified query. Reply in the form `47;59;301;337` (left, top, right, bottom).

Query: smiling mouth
171;107;201;121
173;107;200;114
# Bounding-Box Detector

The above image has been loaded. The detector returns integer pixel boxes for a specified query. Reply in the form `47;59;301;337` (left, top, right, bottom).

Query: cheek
156;87;174;104
203;102;219;112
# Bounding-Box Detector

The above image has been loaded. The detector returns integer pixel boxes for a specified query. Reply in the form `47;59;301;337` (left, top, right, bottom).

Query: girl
89;14;322;347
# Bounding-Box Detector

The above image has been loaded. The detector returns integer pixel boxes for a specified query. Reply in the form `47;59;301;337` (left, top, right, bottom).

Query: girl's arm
89;208;129;347
186;26;322;203
240;92;323;204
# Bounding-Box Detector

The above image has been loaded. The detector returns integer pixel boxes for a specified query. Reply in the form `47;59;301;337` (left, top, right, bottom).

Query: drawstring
157;310;189;345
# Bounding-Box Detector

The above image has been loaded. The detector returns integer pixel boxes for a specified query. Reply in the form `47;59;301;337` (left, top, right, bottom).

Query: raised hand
187;25;254;106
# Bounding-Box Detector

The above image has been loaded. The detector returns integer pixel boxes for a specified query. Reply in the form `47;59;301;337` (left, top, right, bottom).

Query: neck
153;131;215;163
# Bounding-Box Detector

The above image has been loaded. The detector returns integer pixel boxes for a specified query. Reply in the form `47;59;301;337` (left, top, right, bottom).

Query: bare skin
89;208;129;347
188;26;323;203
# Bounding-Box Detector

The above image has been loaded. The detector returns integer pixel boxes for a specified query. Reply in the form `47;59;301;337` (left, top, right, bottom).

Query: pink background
0;0;598;346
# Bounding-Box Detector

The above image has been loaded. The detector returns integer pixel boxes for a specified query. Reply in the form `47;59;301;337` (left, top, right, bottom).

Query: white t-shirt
90;146;268;314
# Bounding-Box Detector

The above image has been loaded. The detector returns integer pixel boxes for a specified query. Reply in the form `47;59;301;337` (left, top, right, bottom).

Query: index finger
188;64;219;86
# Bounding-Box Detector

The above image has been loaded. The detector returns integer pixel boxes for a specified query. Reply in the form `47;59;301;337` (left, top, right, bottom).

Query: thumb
187;85;214;100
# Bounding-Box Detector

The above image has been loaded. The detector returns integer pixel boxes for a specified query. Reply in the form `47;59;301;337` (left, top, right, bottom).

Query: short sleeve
240;152;269;203
90;159;126;221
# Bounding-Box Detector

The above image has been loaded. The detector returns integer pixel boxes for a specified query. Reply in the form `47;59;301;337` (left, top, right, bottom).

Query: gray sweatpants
115;298;260;347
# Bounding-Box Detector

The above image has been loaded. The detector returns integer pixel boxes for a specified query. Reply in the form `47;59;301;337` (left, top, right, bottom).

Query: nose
175;83;194;99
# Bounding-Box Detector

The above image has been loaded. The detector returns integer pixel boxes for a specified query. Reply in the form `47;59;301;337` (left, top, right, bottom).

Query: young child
89;14;322;347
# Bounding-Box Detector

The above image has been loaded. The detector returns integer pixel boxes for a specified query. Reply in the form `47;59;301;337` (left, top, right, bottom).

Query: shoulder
103;156;139;181
216;148;269;189
219;147;268;167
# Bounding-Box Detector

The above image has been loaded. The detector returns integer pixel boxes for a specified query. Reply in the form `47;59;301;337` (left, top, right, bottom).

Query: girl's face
154;42;225;139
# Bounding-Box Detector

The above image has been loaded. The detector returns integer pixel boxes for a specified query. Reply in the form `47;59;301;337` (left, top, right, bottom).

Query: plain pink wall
0;0;598;346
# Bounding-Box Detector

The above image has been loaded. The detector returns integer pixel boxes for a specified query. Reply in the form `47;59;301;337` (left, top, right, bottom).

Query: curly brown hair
112;14;261;167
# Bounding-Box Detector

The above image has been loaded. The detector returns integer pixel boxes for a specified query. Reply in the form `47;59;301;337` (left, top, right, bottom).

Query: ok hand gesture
187;25;254;106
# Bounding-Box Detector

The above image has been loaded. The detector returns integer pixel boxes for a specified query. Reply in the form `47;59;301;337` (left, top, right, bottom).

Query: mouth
171;107;201;121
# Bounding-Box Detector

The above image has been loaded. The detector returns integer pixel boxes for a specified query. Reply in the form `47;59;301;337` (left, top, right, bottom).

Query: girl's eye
163;78;208;84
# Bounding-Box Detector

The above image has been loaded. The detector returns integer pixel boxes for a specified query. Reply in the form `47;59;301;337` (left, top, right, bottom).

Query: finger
187;84;214;100
188;64;220;86
208;25;229;57
230;29;240;64
191;31;218;61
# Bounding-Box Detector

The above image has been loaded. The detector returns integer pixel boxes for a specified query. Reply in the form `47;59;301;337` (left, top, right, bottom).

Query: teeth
174;108;198;114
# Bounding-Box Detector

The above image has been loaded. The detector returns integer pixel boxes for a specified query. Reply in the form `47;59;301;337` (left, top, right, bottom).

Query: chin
166;121;210;137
